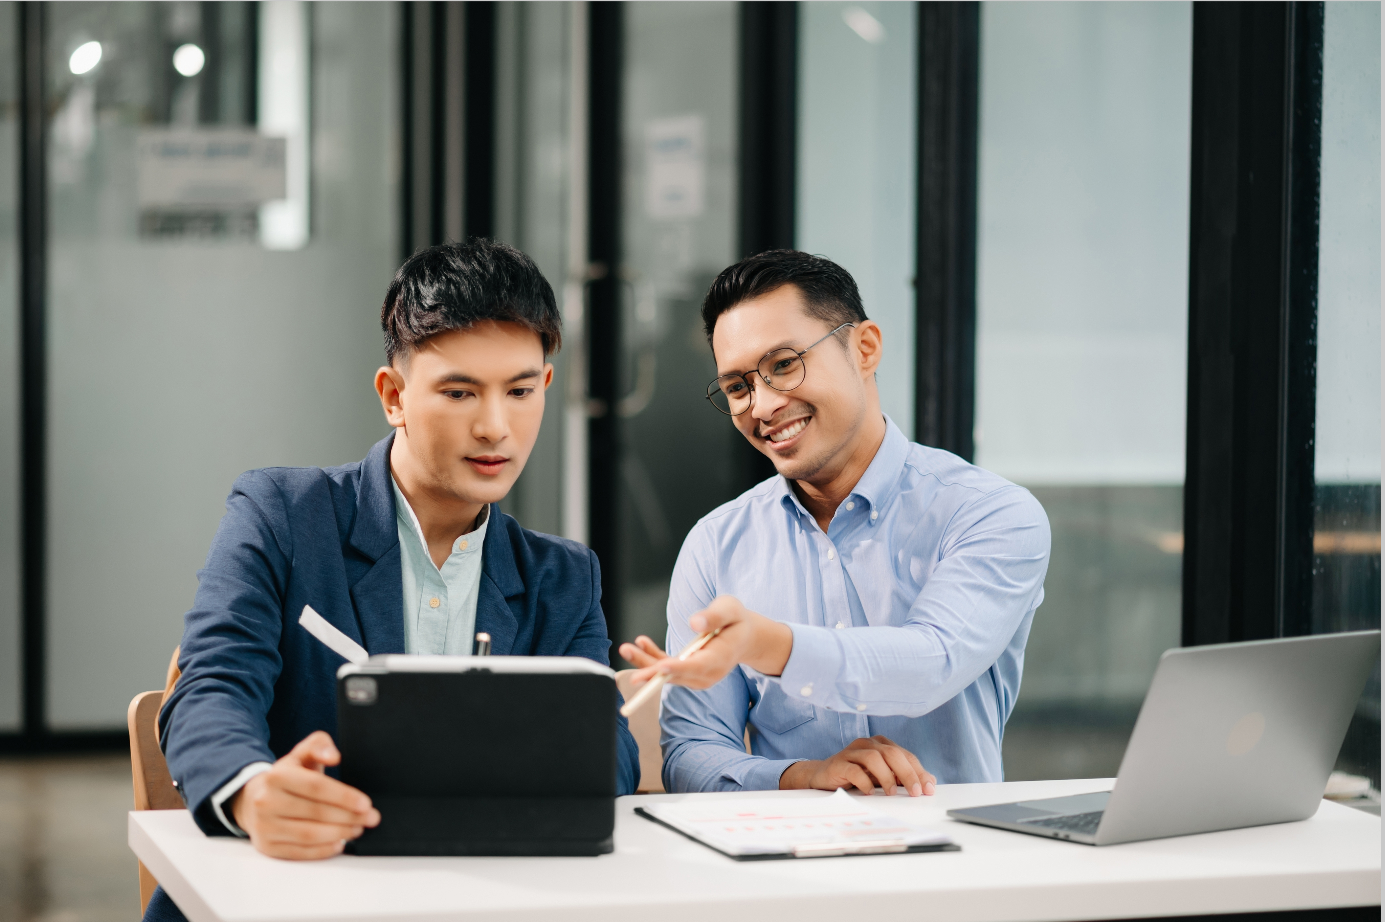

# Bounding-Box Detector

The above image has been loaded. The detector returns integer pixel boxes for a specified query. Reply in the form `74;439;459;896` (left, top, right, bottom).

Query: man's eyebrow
719;341;798;374
437;368;543;386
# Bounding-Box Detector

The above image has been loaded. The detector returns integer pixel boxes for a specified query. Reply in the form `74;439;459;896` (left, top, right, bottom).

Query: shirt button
827;548;836;560
429;597;440;608
856;703;867;712
870;510;878;521
845;501;855;511
835;621;844;629
800;685;813;697
458;539;468;551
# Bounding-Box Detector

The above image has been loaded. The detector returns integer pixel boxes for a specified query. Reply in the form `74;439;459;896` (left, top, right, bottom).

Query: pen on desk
619;628;721;718
475;632;491;657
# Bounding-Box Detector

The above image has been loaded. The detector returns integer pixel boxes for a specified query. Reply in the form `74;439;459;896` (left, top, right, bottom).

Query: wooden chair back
127;647;183;912
615;669;666;793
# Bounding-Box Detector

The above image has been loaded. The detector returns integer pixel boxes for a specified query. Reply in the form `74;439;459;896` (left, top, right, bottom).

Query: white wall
797;2;917;438
1316;1;1381;485
974;2;1191;485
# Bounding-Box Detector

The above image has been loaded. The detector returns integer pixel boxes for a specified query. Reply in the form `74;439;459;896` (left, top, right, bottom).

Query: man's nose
749;380;789;422
473;394;509;442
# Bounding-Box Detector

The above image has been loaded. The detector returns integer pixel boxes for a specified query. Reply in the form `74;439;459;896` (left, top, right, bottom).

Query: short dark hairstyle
700;249;867;345
380;239;561;365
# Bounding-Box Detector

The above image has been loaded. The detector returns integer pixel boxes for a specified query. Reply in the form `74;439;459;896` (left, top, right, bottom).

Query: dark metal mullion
913;1;979;460
400;2;416;263
18;1;46;742
738;2;797;259
429;3;447;247
735;2;796;494
586;1;623;657
463;1;496;240
1183;2;1323;646
1276;3;1323;638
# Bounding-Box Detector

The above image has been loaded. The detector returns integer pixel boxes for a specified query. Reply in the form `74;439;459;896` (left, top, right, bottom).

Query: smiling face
375;321;552;513
711;284;883;486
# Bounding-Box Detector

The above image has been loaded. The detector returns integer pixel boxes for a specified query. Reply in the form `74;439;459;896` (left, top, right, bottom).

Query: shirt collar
775;414;910;519
390;476;490;557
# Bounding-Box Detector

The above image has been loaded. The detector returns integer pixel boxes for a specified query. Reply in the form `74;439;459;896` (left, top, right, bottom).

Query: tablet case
336;656;617;856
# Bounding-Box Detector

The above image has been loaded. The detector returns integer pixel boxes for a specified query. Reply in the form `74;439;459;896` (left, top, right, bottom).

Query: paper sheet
640;789;953;857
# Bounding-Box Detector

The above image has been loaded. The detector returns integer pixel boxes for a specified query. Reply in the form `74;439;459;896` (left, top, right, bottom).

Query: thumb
690;596;744;633
287;730;340;772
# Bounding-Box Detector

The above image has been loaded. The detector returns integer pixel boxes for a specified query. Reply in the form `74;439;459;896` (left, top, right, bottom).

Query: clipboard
634;789;960;861
336;655;618;856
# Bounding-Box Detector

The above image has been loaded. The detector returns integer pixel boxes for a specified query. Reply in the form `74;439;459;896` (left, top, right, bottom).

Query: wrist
746;617;793;676
779;760;815;790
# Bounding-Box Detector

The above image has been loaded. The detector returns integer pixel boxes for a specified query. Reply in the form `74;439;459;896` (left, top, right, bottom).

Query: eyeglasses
705;323;856;416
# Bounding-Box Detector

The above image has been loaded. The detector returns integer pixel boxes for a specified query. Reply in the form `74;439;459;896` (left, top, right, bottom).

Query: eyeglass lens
707;349;805;415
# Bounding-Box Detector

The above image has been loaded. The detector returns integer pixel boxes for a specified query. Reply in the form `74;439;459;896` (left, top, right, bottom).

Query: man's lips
758;416;811;451
466;456;508;475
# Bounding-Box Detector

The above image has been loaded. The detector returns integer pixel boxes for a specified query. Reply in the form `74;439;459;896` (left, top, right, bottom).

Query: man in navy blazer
145;241;638;921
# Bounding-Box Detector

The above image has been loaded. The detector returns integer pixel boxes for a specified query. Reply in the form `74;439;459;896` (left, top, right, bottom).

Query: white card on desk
637;789;955;859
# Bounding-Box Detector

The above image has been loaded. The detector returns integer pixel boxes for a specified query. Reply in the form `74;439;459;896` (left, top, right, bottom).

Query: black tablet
336;655;618;856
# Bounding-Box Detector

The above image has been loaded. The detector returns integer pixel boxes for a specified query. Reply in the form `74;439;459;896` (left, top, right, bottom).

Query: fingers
286;730;340;771
868;736;937;795
618;636;668;669
846;748;903;795
274;766;379;824
688;595;745;634
839;761;877;796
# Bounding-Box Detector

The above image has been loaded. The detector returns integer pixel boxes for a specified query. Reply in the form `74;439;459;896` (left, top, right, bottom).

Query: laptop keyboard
1019;810;1104;836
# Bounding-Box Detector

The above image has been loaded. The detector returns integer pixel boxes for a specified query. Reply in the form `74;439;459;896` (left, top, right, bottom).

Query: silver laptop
948;630;1380;845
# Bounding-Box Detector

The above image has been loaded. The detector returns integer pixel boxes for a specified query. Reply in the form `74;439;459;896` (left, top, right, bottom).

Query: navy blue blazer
161;433;640;835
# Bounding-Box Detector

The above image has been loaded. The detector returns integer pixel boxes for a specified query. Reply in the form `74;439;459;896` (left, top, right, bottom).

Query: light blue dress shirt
660;417;1051;792
392;479;489;655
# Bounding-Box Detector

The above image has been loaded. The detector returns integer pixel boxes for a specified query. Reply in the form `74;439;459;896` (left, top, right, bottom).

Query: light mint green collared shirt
392;478;489;655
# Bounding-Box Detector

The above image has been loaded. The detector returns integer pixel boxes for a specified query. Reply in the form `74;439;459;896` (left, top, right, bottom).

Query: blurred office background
0;2;1379;918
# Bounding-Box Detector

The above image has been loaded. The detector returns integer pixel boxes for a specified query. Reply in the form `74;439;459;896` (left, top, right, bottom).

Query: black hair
700;249;867;345
380;239;561;365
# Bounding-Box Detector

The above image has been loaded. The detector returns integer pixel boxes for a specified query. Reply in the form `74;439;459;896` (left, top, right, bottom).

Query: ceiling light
173;43;205;77
69;41;102;75
842;7;886;44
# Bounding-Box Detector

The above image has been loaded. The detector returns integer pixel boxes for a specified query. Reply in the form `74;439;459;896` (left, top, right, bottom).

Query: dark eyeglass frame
704;322;856;416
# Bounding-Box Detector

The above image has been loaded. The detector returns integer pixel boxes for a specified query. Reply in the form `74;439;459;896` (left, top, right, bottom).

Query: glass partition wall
1315;0;1381;785
973;1;1193;780
0;1;20;733
42;2;397;729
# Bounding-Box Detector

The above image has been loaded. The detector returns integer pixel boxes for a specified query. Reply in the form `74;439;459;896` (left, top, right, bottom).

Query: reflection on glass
0;1;20;730
44;2;397;728
797;0;916;436
974;2;1192;780
492;2;574;539
617;2;743;646
1315;0;1381;786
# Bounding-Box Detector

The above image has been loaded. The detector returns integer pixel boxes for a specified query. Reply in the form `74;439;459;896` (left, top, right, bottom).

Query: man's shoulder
502;516;595;566
899;442;1021;497
900;442;1048;533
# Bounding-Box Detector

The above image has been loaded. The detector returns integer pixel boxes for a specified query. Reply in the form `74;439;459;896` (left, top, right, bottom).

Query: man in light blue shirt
620;250;1050;797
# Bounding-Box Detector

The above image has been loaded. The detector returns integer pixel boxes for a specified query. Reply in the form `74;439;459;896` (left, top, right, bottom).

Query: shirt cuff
776;622;845;705
741;758;807;792
210;762;274;837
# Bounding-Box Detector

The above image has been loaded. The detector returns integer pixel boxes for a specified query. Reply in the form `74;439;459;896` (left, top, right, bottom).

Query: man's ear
375;365;407;428
854;320;884;378
542;363;555;390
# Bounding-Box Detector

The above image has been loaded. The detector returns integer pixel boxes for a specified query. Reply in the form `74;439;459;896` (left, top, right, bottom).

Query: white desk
129;779;1380;922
